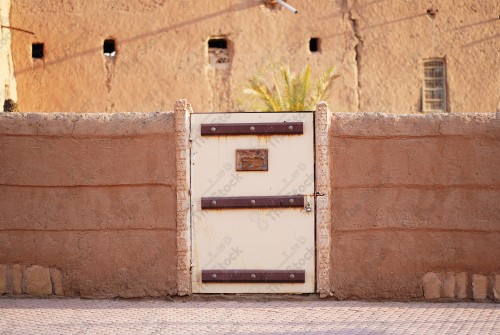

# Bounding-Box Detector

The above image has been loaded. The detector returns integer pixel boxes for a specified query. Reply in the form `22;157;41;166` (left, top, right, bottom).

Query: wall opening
310;38;320;52
103;39;116;57
32;43;44;59
208;38;227;50
208;37;230;69
422;58;446;113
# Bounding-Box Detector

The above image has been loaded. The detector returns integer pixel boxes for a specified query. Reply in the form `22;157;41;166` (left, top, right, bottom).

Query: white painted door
191;112;315;293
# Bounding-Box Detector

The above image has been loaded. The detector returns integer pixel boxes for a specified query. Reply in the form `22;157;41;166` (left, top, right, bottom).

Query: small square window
32;43;44;59
422;58;446;112
103;39;116;57
309;38;320;52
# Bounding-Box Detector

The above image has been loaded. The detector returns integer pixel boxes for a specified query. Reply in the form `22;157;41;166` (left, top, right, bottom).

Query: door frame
174;100;333;297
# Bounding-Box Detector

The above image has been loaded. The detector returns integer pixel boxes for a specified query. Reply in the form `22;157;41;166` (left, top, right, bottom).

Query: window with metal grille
422;59;446;112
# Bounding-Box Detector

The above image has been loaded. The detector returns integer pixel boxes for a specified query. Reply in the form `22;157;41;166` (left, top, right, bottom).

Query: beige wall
0;110;499;299
330;112;500;300
0;112;177;297
8;0;499;113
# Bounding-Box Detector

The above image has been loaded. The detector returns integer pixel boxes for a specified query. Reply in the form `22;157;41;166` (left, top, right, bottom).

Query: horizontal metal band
201;122;303;136
202;270;305;283
201;195;304;209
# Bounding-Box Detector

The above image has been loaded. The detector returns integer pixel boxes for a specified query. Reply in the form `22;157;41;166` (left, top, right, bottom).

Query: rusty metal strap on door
201;195;304;209
201;122;303;136
202;270;305;283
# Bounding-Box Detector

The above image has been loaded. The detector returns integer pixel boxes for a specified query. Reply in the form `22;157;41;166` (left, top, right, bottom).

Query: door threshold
181;293;321;302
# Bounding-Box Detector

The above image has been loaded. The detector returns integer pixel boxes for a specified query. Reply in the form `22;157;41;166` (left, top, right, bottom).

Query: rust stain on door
236;149;268;171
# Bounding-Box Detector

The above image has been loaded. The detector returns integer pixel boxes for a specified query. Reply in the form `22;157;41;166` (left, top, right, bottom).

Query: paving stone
0;299;499;334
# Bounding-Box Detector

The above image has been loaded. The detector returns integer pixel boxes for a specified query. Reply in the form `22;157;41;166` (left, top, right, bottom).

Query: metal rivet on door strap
211;200;217;205
251;274;256;279
250;126;255;131
250;199;256;205
211;127;216;132
288;125;293;130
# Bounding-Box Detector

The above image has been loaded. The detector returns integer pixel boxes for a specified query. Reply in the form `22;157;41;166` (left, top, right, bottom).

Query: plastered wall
0;112;177;297
7;0;500;113
0;0;17;102
330;112;500;300
0;110;498;300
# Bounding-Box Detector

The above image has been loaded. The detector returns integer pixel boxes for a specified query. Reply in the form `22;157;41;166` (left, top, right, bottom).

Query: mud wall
8;0;500;113
0;0;17;103
0;112;177;297
0;110;498;300
330;112;500;300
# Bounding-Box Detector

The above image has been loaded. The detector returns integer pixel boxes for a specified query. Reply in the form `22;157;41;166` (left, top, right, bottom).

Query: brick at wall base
26;266;52;296
472;274;488;302
0;265;6;294
13;264;23;294
443;272;455;299
455;272;468;300
423;271;498;302
494;275;500;302
50;268;64;296
422;272;441;300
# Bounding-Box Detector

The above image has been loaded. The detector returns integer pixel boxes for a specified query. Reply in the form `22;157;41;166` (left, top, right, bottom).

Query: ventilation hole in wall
32;43;44;59
310;38;320;52
103;39;116;57
208;37;230;69
208;38;227;49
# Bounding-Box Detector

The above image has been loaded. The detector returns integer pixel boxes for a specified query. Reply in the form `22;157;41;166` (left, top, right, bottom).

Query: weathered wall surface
349;0;499;113
8;0;499;113
330;112;500;300
0;112;177;297
1;109;499;300
0;0;17;103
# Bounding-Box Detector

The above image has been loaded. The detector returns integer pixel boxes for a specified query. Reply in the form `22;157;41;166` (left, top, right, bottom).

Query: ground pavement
0;298;499;334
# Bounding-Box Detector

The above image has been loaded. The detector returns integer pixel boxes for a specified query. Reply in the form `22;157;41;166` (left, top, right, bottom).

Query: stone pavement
0;298;499;334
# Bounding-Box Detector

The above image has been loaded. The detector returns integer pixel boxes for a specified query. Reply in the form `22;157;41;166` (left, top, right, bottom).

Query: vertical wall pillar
0;0;18;104
175;99;192;296
315;101;333;298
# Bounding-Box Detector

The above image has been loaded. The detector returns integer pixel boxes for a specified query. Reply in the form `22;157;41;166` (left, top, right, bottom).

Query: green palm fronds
242;64;338;112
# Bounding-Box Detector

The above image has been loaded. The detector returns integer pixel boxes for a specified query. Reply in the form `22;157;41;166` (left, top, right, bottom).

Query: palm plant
242;64;339;111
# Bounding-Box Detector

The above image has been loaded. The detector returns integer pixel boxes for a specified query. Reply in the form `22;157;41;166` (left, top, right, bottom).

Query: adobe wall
7;0;499;113
0;109;498;300
0;112;177;297
330;112;500;300
0;0;17;103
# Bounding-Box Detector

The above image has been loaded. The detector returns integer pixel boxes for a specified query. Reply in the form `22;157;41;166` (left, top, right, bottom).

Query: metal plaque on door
191;112;315;293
